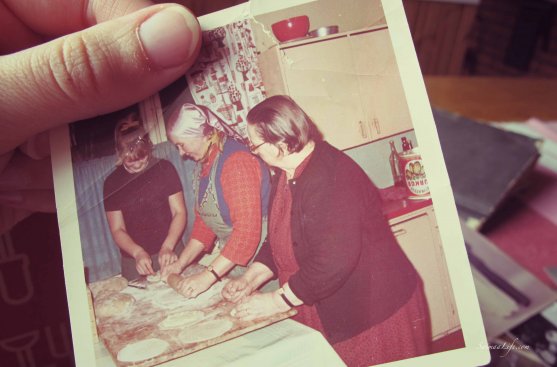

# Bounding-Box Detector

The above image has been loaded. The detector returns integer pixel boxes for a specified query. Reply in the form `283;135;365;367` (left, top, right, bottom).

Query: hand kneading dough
159;310;204;330
94;293;135;319
88;276;128;298
117;338;169;363
178;319;233;344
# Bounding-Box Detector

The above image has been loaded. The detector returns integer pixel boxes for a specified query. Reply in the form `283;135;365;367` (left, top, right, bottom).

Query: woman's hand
0;0;201;233
160;259;184;281
231;291;291;321
222;276;255;303
134;249;155;275
158;246;178;268
175;270;216;299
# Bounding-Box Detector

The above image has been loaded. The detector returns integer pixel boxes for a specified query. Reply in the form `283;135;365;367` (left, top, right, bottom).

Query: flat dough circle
95;293;135;319
89;276;128;298
178;319;233;344
159;310;204;330
117;338;169;363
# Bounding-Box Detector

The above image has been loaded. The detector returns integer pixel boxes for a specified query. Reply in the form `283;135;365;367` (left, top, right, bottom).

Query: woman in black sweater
223;95;431;366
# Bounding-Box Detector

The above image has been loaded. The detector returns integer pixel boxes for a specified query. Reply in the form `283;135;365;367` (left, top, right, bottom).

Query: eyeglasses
248;141;267;153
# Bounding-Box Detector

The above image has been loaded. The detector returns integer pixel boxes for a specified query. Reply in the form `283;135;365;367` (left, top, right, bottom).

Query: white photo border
50;1;490;366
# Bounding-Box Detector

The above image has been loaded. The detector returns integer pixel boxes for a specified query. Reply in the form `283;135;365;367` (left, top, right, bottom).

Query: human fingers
158;252;169;267
168;252;178;264
2;0;154;38
0;4;201;154
135;251;153;275
223;280;249;303
160;263;171;278
232;298;258;321
160;251;177;267
145;258;155;275
179;277;194;298
221;281;236;301
136;261;147;275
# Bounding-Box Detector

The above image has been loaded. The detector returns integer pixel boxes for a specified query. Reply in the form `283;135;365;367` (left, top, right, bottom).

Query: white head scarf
166;103;244;141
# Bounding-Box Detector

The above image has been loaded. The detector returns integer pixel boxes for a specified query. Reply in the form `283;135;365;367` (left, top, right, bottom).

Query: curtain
186;19;267;138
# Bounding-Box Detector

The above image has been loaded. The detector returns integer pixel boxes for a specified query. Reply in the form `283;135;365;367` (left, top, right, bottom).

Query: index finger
145;258;155;274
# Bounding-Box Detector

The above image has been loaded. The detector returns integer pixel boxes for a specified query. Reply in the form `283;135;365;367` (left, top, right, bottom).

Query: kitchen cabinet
258;26;413;150
389;206;460;340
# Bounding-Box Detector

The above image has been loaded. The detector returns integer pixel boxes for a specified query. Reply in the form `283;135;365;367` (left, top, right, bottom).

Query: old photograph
50;1;489;366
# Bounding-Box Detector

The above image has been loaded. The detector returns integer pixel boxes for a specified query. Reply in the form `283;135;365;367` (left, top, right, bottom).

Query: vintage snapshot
50;1;489;366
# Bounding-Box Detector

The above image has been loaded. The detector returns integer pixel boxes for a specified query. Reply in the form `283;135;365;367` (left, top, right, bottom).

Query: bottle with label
389;140;403;187
401;137;411;152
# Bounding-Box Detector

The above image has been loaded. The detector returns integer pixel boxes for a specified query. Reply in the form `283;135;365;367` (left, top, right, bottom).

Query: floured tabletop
89;266;296;367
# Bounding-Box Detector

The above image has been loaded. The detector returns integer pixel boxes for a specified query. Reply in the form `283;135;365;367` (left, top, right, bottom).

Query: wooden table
424;77;557;122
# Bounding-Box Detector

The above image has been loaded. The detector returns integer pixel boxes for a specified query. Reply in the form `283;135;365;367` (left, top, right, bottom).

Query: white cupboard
390;206;461;340
258;26;413;150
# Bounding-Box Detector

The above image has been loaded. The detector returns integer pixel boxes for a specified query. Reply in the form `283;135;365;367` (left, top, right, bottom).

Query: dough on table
117;338;169;363
178;319;233;344
88;276;128;299
154;282;223;310
159;310;204;330
94;293;135;319
147;272;161;283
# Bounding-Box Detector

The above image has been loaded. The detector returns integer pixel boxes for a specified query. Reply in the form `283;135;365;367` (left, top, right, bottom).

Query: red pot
271;16;310;42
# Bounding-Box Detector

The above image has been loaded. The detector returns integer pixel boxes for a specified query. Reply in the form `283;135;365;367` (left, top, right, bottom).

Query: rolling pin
167;273;187;296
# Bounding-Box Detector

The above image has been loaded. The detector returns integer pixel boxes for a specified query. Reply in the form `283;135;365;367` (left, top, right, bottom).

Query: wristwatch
206;265;222;282
277;287;295;308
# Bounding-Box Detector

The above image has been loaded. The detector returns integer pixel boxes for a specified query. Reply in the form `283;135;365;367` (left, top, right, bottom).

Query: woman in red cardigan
223;95;432;367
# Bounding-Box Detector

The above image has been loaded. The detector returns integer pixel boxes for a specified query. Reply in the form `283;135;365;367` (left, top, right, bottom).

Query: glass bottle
389;140;402;186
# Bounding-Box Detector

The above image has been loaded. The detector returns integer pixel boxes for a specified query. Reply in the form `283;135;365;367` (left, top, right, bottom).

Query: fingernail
138;6;200;69
0;192;23;203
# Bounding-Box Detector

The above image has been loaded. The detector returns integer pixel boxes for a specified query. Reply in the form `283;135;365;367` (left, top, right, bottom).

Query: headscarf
166;103;244;141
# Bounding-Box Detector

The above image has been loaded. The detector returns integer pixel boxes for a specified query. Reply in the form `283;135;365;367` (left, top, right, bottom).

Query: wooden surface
403;0;478;75
424;77;557;122
92;271;295;367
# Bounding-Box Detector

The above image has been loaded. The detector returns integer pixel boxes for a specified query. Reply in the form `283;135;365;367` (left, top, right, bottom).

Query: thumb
0;4;201;154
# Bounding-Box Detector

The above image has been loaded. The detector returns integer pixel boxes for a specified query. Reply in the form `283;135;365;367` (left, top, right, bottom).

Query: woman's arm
223;262;275;302
159;191;187;266
106;210;154;275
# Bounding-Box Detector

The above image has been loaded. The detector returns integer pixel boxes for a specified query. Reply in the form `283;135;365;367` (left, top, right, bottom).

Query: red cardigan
255;141;419;343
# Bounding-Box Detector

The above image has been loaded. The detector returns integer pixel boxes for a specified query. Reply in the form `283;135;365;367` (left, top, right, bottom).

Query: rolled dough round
117;338;169;363
89;276;128;298
178;319;233;344
147;272;161;283
159;310;204;330
94;293;135;319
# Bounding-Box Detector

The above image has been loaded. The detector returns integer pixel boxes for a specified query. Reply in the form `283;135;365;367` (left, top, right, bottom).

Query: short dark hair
246;95;322;153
